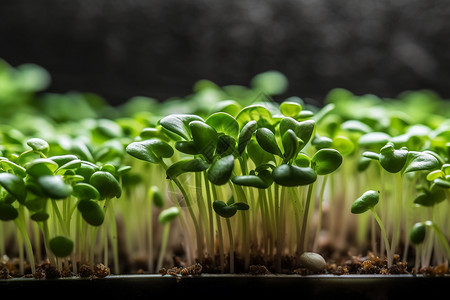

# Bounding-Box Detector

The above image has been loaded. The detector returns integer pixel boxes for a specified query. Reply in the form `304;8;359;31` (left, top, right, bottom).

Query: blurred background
1;0;450;106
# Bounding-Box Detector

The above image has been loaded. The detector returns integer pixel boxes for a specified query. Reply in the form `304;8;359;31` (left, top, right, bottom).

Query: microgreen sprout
0;61;449;277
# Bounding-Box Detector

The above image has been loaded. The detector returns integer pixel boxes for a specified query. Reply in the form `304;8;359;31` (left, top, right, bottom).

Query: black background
1;0;450;106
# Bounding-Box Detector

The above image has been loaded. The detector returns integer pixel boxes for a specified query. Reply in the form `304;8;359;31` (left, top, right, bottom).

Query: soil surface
2;251;448;279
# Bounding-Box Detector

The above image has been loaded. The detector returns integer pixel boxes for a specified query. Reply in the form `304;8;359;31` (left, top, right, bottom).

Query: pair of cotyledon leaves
126;113;343;188
362;142;440;175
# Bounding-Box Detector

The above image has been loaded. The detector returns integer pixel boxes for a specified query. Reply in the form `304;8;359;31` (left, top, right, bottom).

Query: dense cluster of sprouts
0;59;449;277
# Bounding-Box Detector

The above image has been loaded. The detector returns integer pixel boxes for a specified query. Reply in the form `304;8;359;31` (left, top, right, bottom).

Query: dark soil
1;251;448;279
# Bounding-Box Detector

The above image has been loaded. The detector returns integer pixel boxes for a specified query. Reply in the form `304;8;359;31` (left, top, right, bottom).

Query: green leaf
379;143;408;173
150;186;164;208
166;160;190;179
282;129;299;162
295;153;311;167
357;156;372;172
362;151;380;160
182;158;210;173
25;158;59;177
256;128;282;157
0;172;27;203
0;159;26;178
232;175;271;189
30;211;50;222
272;164;317;186
0;202;18;221
48;155;79;167
434;178;450;189
190;120;218;163
236;105;274;128
247;139;275;166
55;159;82;173
166;158;209;179
340;120;372;134
49;236;74;257
280;101;302;118
158;206;180;225
250;70;288;95
38;175;73;199
26;138;49;154
279;117;315;149
295;120;315;148
72;183;100;200
351;190;379;214
89;171;122;199
75;161;99;183
205;112;239;139
207;155;235;185
410;222;426;244
78;199;105;226
139;127;170;141
126;139;174;164
403;151;440;174
232;202;250;211
216;135;236;157
213;200;237;218
332;136;354;156
358;132;391;150
311;135;333;150
237;120;258;155
159;114;204;140
174;140;199;155
311;148;343;175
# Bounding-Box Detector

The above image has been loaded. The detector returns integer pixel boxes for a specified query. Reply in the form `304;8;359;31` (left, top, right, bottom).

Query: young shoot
213;198;249;273
351;190;394;267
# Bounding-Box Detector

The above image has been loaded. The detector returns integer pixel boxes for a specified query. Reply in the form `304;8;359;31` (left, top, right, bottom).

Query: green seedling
351;190;394;267
1;61;450;278
409;221;450;271
213;198;249;273
156;206;180;271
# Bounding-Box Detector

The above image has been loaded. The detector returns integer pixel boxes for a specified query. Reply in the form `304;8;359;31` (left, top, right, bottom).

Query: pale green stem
389;173;403;261
15;218;36;275
156;223;171;271
204;173;215;264
147;187;154;273
212;185;225;273
225;218;234;273
371;208;392;267
298;183;315;254
313;176;328;252
431;223;450;260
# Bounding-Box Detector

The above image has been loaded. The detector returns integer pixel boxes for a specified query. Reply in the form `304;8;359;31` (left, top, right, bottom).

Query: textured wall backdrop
1;0;450;105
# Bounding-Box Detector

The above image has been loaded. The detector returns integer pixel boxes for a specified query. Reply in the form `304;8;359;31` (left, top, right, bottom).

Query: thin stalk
231;182;250;270
298;183;315;254
147;186;154;273
313;176;328;252
431;223;450;260
389;173;403;262
156;223;171;271
212;185;225;273
0;223;4;256
107;200;119;274
275;184;282;273
370;208;392;267
225;217;234;273
160;158;203;259
204;173;215;264
289;187;302;253
15;218;36;274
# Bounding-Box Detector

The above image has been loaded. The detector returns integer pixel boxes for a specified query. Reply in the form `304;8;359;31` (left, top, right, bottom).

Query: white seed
299;252;327;272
